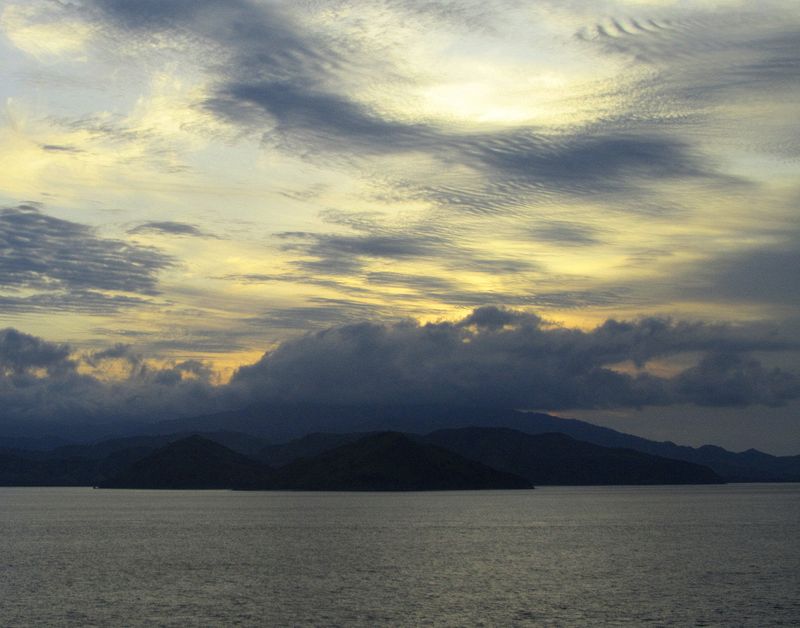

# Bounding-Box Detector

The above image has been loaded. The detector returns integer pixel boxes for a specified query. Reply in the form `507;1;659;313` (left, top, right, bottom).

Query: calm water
1;485;798;627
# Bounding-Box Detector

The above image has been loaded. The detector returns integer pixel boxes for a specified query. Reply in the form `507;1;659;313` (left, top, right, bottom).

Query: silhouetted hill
132;405;800;482
4;406;799;485
510;414;800;482
48;430;271;461
424;428;723;485
99;436;273;489
270;432;532;491
258;432;368;466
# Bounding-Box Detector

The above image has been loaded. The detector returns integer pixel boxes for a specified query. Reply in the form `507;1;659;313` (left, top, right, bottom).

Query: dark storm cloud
0;329;74;375
0;329;224;428
128;221;218;238
231;306;800;409
1;309;798;428
0;205;173;314
83;343;139;368
675;352;800;408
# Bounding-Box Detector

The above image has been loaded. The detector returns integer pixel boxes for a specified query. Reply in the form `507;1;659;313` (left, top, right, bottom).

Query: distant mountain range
109;405;800;482
2;426;722;489
2;405;798;485
97;432;534;491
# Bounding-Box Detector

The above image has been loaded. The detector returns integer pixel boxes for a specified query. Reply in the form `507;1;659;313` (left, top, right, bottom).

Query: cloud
0;328;223;429
84;0;727;214
0;204;173;314
244;298;395;332
209;81;433;154
278;230;442;264
693;244;800;307
577;10;800;157
1;309;797;431
40;144;82;153
530;221;603;247
90;0;225;29
0;328;74;375
83;343;138;368
676;352;800;408
578;12;800;95
128;221;218;238
231;306;800;409
625;236;800;312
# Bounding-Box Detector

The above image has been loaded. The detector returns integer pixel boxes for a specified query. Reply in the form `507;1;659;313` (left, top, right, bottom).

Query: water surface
1;484;798;626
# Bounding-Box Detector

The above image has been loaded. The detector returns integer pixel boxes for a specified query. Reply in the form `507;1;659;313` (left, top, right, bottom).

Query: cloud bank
1;309;797;433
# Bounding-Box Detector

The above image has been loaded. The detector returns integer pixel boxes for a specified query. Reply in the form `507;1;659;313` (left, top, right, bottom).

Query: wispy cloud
128;221;219;238
0;204;173;314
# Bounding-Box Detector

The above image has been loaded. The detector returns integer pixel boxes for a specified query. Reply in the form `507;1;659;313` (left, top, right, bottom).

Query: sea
1;484;798;627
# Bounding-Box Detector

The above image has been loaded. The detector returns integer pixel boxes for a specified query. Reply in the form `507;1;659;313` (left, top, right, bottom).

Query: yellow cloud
1;3;91;61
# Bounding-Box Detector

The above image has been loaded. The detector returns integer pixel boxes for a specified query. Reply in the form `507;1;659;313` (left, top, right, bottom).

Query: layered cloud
232;307;799;408
0;205;173;314
0;328;223;429
2;308;797;433
128;221;218;238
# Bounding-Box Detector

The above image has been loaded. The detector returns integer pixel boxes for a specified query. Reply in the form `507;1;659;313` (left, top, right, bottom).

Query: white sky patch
1;3;92;62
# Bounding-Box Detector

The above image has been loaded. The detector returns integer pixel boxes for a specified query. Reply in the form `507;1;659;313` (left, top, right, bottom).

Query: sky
0;0;798;453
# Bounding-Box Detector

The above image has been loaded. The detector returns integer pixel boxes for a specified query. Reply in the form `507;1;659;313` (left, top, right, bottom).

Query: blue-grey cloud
244;298;395;332
85;0;726;211
578;11;800;157
696;245;800;307
0;205;173;314
0;329;223;429
91;0;224;28
623;236;800;311
40;144;82;153
530;221;603;247
676;352;800;408
1;309;798;431
0;329;74;375
209;81;433;154
83;343;139;368
232;306;800;409
129;221;218;238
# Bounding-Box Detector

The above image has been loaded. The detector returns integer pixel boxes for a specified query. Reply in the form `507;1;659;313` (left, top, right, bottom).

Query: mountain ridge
2;405;798;482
